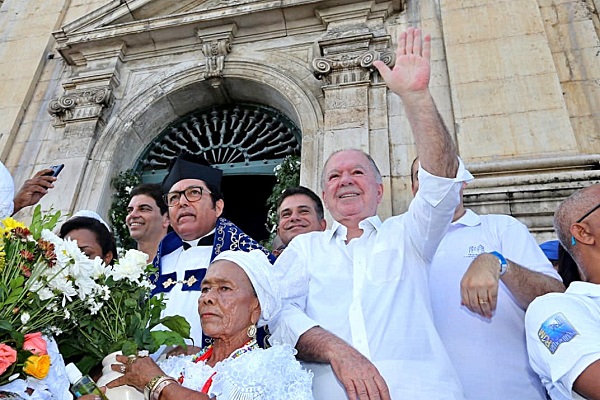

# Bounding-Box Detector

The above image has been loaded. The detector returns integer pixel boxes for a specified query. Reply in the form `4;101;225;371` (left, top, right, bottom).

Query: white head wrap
0;162;14;219
70;210;111;231
211;250;280;327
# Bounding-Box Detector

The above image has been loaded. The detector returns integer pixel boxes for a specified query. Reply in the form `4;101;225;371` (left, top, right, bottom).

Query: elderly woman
99;249;312;399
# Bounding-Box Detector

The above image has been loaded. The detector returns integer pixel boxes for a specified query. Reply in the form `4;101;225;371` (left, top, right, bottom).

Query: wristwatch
489;251;509;276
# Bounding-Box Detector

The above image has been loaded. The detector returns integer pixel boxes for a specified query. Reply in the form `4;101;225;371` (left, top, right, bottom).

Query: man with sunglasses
151;152;274;351
526;185;600;399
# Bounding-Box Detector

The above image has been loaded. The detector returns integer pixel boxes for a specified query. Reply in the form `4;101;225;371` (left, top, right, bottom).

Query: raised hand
373;27;432;97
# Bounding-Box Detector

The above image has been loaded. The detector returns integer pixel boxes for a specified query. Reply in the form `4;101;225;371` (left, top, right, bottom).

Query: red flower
0;344;17;375
19;249;35;262
23;332;48;356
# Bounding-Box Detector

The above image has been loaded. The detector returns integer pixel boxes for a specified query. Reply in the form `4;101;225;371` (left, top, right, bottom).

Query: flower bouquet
54;245;191;376
0;206;190;398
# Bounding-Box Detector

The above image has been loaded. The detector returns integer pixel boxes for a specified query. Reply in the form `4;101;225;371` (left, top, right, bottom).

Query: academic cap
161;152;223;193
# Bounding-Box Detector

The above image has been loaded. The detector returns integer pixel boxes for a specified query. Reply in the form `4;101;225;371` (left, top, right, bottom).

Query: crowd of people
2;27;598;400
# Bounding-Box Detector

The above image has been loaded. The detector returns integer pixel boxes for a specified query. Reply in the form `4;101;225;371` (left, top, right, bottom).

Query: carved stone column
312;29;395;218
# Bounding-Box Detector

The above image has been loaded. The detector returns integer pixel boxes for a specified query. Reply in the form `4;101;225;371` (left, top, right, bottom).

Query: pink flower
23;332;47;356
0;344;17;374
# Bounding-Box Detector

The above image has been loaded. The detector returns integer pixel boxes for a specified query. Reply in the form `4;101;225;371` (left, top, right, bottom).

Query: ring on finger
478;299;488;304
119;364;126;374
127;355;137;364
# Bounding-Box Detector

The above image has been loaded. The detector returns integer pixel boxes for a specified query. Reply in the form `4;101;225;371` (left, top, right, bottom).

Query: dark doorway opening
220;175;276;244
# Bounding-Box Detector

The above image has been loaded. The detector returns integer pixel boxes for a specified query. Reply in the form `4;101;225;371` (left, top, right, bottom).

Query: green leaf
150;330;187;350
0;320;13;332
121;340;139;356
157;315;190;338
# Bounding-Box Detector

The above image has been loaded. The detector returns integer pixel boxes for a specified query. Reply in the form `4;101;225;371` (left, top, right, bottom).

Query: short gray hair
321;149;382;189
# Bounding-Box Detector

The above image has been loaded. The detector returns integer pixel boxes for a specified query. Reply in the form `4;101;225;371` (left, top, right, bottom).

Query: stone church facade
1;0;599;241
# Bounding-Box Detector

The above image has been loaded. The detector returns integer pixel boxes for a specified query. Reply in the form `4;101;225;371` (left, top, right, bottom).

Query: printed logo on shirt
465;244;485;259
538;312;578;354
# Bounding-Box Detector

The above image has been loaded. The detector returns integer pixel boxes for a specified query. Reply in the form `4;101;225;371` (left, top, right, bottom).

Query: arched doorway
135;103;301;242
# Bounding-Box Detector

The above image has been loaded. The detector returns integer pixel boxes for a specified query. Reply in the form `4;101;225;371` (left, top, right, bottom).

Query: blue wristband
489;251;508;276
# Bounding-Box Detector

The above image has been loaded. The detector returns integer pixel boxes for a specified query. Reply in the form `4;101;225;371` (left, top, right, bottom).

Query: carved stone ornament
312;50;395;86
48;88;112;127
202;38;232;80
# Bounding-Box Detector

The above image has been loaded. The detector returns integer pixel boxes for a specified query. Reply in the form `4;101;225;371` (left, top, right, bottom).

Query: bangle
489;251;509;276
144;375;165;400
151;377;178;400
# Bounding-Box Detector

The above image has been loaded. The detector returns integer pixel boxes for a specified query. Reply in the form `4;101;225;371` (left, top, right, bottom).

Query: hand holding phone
45;164;64;177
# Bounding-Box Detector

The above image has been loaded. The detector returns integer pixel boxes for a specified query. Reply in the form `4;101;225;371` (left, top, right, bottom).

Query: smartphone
45;164;64;177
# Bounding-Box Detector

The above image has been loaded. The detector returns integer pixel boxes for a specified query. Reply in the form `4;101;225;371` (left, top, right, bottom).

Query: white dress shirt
526;282;600;400
271;161;472;400
429;210;561;400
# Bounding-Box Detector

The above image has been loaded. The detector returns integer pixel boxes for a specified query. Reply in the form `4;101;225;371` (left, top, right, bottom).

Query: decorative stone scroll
197;24;237;82
312;50;395;85
48;88;112;127
202;38;231;79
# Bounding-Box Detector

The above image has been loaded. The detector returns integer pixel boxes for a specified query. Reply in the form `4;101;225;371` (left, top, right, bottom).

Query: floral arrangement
0;206;189;396
56;248;190;375
264;155;301;247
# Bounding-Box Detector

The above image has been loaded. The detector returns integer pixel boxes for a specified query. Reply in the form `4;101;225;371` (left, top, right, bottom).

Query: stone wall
0;0;598;240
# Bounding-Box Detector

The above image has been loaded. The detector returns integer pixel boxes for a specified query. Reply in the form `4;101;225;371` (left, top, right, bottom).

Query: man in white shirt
270;28;472;399
411;157;565;400
126;183;169;262
276;186;326;249
526;184;600;400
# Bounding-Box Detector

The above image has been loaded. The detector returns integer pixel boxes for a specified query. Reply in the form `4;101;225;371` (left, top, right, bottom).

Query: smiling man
152;152;274;349
276;186;326;248
126;183;169;261
270;28;472;400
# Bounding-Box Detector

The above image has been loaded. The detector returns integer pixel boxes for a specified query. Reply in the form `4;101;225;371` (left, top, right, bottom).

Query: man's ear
319;219;327;231
215;199;225;217
161;213;170;229
571;222;595;246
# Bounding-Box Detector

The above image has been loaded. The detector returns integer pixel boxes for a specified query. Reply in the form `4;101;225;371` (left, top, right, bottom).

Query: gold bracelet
144;375;170;400
151;377;178;400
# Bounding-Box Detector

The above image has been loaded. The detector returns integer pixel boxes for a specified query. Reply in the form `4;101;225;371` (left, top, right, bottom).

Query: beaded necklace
177;338;259;393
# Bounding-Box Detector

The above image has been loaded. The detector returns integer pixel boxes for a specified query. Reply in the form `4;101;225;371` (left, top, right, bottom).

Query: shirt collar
451;209;480;227
182;228;216;248
566;281;600;297
327;215;382;242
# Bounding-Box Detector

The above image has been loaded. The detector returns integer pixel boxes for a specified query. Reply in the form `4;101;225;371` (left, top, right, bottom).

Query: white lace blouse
158;344;313;399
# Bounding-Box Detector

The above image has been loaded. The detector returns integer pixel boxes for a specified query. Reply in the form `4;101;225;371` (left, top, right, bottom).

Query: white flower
109;249;148;282
20;312;31;325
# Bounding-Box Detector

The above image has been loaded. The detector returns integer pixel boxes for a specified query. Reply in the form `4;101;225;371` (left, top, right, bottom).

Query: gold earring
247;324;257;339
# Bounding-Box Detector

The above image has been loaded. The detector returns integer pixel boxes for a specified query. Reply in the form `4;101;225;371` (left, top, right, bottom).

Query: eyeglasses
163;186;211;207
576;202;600;223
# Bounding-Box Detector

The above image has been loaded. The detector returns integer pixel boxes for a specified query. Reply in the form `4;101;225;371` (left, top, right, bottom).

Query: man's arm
573;360;600;399
373;27;457;178
461;253;565;318
296;327;391;400
13;168;56;214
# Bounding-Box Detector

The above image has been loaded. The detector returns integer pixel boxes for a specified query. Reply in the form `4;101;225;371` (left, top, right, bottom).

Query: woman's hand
75;386;106;400
107;354;166;392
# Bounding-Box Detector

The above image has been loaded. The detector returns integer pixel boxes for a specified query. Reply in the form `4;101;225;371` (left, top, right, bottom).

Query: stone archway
136;103;302;242
78;59;323;230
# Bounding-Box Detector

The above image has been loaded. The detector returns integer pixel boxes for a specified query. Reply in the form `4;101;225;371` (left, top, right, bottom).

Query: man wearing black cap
151;152;274;349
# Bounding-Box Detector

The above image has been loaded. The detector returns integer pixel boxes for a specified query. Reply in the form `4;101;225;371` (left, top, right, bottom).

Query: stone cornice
53;0;400;66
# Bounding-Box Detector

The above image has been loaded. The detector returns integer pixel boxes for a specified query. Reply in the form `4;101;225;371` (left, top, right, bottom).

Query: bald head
554;184;600;261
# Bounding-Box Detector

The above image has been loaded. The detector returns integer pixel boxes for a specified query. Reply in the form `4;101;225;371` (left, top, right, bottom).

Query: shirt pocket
366;248;404;284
